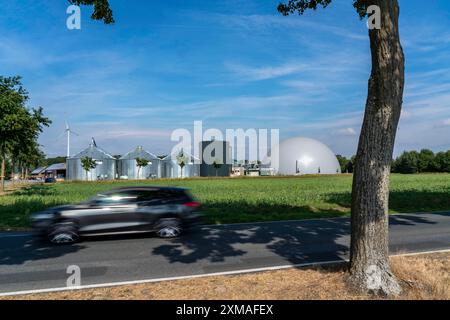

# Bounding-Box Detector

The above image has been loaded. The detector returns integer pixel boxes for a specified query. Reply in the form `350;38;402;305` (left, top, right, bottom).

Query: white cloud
336;127;357;136
225;62;306;81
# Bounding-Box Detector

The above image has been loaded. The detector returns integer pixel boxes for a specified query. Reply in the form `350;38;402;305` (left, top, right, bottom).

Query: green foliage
212;159;223;176
81;157;97;180
434;151;450;173
135;157;150;179
0;76;50;185
1;174;449;229
277;0;369;18
176;150;188;168
392;150;450;174
136;157;149;169
335;155;355;173
44;156;67;166
212;159;223;170
69;0;114;24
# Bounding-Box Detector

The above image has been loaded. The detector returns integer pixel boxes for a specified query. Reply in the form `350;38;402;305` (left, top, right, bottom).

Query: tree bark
1;158;5;192
348;0;404;296
11;160;15;186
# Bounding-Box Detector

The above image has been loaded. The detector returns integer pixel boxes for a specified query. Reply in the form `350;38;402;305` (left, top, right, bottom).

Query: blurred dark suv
31;186;203;244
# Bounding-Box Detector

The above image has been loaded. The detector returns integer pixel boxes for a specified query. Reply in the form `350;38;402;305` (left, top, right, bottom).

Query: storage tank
266;137;341;175
66;142;117;181
161;151;200;178
118;146;160;179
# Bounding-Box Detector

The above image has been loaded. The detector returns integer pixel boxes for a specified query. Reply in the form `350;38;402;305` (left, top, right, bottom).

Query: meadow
1;174;449;230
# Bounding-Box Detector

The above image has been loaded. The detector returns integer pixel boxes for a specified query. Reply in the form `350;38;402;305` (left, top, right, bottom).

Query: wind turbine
65;122;79;158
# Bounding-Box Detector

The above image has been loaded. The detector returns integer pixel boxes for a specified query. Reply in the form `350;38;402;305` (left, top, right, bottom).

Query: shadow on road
0;204;447;268
152;217;351;265
0;236;86;266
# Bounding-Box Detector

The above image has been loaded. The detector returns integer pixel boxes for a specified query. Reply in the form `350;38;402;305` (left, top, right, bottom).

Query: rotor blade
69;130;80;136
56;130;66;139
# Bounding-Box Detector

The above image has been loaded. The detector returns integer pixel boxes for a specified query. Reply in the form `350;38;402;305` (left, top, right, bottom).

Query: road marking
1;248;450;297
391;248;450;257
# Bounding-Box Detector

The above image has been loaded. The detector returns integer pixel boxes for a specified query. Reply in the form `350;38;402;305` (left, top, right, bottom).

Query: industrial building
200;140;232;177
60;136;340;181
118;146;160;180
66;142;117;181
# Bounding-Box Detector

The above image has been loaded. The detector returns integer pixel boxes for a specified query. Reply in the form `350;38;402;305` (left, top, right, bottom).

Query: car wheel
155;218;182;238
48;225;79;244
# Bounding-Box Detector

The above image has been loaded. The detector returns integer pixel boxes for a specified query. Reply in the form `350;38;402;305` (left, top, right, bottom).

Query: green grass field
1;174;450;230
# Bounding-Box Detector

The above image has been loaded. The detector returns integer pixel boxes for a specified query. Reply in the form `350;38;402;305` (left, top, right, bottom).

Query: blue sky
1;0;449;158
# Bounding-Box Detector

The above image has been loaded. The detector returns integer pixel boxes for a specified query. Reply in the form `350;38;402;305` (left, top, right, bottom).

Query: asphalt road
1;212;450;295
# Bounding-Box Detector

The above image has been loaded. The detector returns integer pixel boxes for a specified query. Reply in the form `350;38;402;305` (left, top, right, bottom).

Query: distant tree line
337;149;450;174
391;149;450;173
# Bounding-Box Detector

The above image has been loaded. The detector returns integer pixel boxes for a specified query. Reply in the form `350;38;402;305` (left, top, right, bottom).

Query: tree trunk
1;158;5;192
11;160;15;186
348;0;404;296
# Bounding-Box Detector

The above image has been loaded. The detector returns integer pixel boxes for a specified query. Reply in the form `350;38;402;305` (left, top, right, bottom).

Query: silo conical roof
120;146;158;160
72;143;115;160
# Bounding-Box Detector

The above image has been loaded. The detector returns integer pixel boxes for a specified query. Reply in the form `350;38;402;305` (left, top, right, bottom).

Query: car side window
95;192;137;205
135;191;158;202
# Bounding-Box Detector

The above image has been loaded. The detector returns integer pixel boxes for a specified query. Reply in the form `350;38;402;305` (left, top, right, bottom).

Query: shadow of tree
325;189;450;214
0;235;85;266
202;201;349;224
152;211;351;266
151;202;446;266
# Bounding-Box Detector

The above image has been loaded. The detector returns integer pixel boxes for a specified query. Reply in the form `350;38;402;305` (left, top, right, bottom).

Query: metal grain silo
66;142;117;181
161;152;200;178
118;146;160;180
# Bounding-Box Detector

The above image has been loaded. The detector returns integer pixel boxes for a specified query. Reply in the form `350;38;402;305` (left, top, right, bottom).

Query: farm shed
44;163;66;180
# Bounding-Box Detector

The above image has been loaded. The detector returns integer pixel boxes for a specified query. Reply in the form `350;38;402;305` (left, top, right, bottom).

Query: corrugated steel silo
118;146;160;179
66;143;117;181
161;152;200;178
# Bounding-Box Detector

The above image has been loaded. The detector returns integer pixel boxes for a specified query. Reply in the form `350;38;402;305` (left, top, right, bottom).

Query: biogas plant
41;137;341;181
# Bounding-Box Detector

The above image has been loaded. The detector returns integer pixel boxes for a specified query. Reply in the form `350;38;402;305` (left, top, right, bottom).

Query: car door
132;190;182;228
78;191;142;234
